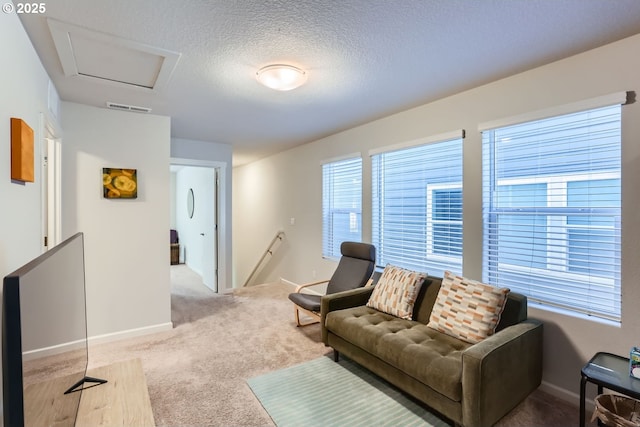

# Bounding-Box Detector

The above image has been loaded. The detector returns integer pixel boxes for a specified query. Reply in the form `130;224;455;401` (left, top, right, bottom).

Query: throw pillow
366;264;427;320
427;271;510;344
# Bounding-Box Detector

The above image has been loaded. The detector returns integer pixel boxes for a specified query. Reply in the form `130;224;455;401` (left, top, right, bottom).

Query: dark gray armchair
288;242;376;326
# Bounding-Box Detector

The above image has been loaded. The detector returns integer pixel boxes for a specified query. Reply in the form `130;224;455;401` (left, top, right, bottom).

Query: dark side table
580;352;640;427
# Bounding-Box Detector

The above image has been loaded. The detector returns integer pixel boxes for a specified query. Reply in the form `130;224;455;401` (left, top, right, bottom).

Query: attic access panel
48;19;180;91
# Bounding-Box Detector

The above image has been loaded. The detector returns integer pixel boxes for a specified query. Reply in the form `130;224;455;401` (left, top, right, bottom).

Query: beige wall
233;33;640;402
61;102;173;341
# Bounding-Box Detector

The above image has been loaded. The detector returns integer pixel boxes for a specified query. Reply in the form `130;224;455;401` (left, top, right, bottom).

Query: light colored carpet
27;265;588;426
85;265;330;426
248;356;451;427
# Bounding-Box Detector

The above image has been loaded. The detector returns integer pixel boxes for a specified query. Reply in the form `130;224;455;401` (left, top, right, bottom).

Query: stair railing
243;231;285;286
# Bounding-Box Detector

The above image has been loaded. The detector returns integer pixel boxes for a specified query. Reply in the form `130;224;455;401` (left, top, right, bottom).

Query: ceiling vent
106;102;152;113
48;19;180;92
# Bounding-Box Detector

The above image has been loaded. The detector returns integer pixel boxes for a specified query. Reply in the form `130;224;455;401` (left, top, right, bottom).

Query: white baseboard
280;277;298;289
280;277;324;295
22;322;174;362
22;339;86;361
88;322;174;346
539;380;593;412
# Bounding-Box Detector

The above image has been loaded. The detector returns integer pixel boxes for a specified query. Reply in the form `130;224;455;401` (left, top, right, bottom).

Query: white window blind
322;157;362;259
482;104;622;322
372;136;463;276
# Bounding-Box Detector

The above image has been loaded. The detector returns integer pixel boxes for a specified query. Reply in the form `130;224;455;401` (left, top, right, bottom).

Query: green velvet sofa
321;275;543;427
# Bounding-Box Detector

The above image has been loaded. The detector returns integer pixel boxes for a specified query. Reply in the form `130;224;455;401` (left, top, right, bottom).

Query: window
372;134;463;276
428;184;463;258
322;157;362;258
482;104;622;321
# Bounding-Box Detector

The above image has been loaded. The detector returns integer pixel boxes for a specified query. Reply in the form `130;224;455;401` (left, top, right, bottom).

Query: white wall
171;138;233;292
0;12;51;279
170;171;177;229
174;167;216;276
0;12;57;420
61;102;172;341
233;33;640;403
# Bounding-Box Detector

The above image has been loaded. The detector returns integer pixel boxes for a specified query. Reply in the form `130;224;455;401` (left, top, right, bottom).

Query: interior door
42;129;61;252
46;138;61;248
201;169;218;292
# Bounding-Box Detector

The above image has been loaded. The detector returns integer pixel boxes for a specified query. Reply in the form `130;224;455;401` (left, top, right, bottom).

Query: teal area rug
247;356;451;427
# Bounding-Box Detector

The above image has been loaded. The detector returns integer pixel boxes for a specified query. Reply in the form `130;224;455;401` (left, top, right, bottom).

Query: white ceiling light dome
256;64;307;91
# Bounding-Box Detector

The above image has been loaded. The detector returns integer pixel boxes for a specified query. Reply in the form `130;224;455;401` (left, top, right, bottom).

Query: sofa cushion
427;271;510;344
366;265;427;320
377;323;470;401
326;305;415;353
325;306;471;401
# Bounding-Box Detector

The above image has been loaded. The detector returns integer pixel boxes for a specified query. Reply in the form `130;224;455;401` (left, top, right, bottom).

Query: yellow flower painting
103;168;137;199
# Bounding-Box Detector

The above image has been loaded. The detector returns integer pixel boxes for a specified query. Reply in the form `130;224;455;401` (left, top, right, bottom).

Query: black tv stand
64;375;108;394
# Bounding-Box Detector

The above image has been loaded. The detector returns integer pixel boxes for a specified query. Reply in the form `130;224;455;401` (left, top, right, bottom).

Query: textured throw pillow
366;265;427;320
427;271;510;344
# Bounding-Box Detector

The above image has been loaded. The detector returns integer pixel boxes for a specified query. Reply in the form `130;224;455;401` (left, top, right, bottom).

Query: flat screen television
2;232;105;426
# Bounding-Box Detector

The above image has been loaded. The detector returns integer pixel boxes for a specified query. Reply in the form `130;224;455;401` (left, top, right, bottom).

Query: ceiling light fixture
256;64;307;91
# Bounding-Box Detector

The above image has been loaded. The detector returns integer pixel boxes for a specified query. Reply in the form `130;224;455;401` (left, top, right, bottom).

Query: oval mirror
187;188;195;218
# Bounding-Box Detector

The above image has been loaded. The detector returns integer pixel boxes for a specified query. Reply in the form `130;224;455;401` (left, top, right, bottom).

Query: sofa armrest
461;319;543;427
320;286;375;344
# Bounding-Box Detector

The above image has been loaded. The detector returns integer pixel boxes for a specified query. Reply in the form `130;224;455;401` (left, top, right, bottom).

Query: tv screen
2;232;103;426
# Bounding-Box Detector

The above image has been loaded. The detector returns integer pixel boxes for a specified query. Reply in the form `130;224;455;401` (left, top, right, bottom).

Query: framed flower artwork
103;168;137;199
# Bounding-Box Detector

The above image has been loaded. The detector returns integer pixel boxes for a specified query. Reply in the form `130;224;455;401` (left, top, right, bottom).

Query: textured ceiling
17;0;640;166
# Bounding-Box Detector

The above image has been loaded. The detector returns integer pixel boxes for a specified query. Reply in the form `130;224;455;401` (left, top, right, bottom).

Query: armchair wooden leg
293;305;321;327
333;349;340;362
294;306;300;326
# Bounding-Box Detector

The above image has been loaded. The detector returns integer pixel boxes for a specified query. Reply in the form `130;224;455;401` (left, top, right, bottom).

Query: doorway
41;113;61;251
170;160;224;293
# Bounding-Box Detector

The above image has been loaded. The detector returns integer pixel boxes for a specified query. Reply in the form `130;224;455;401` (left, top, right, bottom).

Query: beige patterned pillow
427;271;510;344
366;265;427;320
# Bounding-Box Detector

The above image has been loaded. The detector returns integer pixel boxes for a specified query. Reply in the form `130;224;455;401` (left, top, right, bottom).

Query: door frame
170;158;229;293
40;112;62;251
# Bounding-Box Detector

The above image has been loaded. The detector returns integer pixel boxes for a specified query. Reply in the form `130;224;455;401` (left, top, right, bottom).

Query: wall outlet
312;270;317;278
290;217;295;225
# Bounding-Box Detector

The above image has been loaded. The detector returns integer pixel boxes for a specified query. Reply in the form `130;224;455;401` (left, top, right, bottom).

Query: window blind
482;104;622;321
322;157;362;259
372;136;463;276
